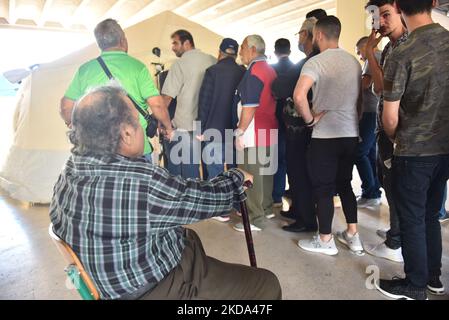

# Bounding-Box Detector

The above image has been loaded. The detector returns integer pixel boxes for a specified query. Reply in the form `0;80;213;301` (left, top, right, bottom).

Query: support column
336;0;369;56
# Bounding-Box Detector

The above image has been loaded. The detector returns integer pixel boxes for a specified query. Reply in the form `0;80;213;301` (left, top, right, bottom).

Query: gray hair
69;84;137;156
94;19;125;51
300;17;318;39
246;35;266;55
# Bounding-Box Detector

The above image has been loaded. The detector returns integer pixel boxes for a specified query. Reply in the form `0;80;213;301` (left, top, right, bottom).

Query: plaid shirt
377;32;409;131
50;153;245;300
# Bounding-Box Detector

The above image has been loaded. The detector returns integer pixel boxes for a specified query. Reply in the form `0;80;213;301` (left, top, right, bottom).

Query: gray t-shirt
162;49;216;131
362;51;381;113
301;48;361;139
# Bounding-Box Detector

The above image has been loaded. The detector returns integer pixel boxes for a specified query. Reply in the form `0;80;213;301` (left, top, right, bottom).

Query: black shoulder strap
96;56;151;121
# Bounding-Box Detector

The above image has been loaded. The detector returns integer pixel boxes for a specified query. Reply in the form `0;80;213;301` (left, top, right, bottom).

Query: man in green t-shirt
60;19;174;160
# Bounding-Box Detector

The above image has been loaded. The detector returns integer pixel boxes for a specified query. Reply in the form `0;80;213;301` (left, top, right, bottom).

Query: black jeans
285;128;317;229
307;138;358;235
392;154;449;288
377;131;401;249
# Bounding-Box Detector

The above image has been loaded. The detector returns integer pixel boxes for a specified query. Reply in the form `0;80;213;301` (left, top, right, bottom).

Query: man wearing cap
198;38;246;186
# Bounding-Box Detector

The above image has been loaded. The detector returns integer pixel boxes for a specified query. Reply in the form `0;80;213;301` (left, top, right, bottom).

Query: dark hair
396;0;433;15
306;9;328;20
171;29;195;48
274;38;291;55
69;85;137;156
365;0;395;9
356;36;369;48
315;15;342;40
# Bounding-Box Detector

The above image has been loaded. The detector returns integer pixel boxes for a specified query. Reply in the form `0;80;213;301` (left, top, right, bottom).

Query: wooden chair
48;224;100;300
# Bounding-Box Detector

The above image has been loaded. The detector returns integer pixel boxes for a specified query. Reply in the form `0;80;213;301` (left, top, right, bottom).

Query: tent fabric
0;11;223;204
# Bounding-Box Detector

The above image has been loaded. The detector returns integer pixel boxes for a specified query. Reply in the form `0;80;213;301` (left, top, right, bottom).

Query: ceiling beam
38;0;54;27
249;0;335;30
210;0;334;29
9;0;17;24
206;0;273;24
101;0;127;21
124;0;187;28
180;0;223;18
65;0;91;28
173;0;199;15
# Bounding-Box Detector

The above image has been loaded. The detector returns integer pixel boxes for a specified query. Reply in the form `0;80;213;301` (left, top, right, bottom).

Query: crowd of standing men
53;0;448;300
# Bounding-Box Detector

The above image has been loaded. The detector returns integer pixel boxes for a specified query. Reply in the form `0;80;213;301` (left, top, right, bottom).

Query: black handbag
96;57;158;138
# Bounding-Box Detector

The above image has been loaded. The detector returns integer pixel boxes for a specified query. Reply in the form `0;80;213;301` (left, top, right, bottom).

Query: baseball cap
220;38;239;55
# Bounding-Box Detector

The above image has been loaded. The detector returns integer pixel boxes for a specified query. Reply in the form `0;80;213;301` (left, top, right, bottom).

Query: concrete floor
0;183;448;300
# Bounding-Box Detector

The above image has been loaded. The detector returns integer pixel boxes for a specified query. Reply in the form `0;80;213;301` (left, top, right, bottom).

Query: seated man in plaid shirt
49;85;281;300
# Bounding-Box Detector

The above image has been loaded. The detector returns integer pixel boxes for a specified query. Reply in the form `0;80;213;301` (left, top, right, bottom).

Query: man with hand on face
363;0;408;264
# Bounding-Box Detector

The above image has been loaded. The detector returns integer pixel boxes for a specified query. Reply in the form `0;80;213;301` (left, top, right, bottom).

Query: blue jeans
202;142;235;179
355;113;381;199
392;154;449;288
440;185;447;218
165;131;200;179
272;130;286;203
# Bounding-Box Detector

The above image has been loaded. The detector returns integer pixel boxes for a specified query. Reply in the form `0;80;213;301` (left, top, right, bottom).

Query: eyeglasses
295;30;307;36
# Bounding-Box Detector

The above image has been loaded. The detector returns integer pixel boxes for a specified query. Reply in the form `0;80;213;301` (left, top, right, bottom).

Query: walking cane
241;181;257;268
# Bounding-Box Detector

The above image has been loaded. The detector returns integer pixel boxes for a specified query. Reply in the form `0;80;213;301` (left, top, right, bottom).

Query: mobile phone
370;7;380;31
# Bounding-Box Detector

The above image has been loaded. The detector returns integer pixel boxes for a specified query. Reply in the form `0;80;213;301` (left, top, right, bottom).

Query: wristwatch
234;128;245;138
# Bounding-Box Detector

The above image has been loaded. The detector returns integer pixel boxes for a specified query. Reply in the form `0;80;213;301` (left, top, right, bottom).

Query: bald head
69;86;139;157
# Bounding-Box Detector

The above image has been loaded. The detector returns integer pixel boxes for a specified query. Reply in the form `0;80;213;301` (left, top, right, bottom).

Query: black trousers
307;138;358;235
377;131;401;249
285;128;317;229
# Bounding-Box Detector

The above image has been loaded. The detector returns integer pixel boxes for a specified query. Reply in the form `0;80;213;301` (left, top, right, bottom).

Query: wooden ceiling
0;0;337;43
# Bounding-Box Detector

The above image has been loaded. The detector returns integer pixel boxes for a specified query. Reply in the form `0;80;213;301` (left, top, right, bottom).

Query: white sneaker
298;235;339;256
336;230;365;256
233;222;262;232
265;213;276;219
365;242;404;263
357;197;382;208
212;215;231;223
376;229;388;240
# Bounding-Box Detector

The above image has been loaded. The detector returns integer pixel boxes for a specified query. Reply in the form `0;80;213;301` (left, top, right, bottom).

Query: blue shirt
198;57;245;135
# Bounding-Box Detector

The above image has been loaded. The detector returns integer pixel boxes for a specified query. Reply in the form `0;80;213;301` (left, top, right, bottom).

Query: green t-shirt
65;51;159;155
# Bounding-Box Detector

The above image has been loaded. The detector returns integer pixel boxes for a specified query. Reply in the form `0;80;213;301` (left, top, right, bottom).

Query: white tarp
0;11;222;203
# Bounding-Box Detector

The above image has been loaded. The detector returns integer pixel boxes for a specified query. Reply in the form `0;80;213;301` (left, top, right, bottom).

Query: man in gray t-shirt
161;30;216;179
294;16;363;257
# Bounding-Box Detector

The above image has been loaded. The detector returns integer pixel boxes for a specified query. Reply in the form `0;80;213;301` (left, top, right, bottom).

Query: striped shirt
50;153;245;300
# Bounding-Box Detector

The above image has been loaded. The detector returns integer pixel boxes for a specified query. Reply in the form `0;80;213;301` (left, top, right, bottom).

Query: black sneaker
280;210;295;220
376;278;427;300
427;276;445;295
282;222;317;233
